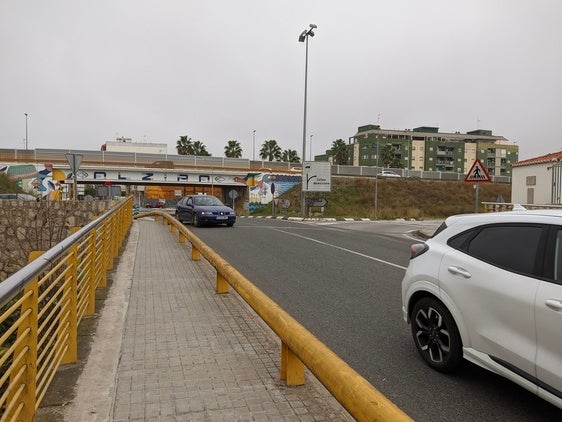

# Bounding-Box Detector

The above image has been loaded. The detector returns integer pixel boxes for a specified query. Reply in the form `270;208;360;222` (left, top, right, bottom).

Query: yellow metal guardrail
138;210;412;422
0;196;133;421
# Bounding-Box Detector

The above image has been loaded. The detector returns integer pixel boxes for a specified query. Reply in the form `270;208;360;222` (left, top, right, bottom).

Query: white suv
402;210;562;409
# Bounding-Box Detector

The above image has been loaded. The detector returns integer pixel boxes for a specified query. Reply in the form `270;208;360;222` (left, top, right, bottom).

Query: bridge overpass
0;148;303;208
0;147;511;201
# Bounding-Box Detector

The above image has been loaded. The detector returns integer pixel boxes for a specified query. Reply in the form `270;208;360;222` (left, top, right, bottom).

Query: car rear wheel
410;297;462;373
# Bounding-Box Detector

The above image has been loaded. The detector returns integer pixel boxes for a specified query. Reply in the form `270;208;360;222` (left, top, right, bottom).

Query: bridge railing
139;210;412;422
0;197;133;421
0;148;511;183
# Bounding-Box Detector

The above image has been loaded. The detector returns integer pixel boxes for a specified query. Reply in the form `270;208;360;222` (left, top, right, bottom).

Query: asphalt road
190;217;562;421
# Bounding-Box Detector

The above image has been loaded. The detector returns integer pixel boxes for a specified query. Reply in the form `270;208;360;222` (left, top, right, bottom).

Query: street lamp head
299;24;317;42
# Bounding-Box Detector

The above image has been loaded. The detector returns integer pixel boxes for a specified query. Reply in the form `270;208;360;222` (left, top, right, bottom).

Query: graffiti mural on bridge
244;173;301;214
0;163;65;199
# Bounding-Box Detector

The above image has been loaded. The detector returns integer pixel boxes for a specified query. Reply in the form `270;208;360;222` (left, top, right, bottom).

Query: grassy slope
253;176;512;220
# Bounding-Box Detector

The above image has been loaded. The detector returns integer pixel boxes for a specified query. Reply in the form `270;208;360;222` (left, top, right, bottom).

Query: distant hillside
253;176;511;220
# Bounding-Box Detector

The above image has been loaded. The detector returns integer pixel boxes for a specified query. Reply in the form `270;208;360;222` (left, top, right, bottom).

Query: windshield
194;196;224;206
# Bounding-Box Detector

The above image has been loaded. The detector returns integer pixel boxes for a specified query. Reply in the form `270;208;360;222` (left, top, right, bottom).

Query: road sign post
302;162;331;218
66;153;83;200
464;159;491;213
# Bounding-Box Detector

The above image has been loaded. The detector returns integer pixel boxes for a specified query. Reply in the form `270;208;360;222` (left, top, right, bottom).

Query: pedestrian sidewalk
61;217;354;421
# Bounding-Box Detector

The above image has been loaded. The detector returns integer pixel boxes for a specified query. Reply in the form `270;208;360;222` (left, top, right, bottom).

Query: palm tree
381;144;396;167
281;149;300;163
176;135;193;155
331;139;349;165
192;140;211;156
259;140;282;161
224;140;243;158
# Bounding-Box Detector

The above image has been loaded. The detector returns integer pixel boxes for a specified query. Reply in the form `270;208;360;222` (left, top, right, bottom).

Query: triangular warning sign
465;159;491;182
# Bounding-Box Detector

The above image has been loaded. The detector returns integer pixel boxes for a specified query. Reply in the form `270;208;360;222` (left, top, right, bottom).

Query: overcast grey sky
1;1;561;161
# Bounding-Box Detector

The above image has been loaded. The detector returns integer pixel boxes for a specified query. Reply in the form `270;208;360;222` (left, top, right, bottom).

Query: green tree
330;139;349;165
224;140;243;158
192;140;211;156
0;173;22;193
381;144;396;168
84;185;97;197
176;135;193;155
281;149;300;163
259;140;282;161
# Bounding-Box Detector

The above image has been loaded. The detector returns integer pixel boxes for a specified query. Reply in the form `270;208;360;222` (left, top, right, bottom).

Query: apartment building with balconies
317;124;518;177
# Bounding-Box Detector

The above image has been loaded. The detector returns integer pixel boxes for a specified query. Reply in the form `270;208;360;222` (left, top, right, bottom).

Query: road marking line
275;229;407;270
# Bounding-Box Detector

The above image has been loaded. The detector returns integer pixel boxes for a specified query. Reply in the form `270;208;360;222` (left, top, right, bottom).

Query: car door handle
545;299;562;311
448;266;472;278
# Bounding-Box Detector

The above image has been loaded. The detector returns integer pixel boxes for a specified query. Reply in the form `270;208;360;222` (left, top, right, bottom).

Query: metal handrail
482;202;562;212
140;210;412;422
0;196;133;421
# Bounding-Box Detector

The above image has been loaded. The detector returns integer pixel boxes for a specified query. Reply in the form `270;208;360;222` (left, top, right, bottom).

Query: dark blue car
175;195;236;227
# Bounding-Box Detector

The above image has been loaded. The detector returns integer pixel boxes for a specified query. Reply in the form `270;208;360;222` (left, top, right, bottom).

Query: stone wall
0;199;116;281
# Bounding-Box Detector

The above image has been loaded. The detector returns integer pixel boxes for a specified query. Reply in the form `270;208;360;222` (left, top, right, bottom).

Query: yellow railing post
178;232;186;243
62;243;79;364
191;245;201;261
103;217;113;273
94;225;106;289
7;251;42;421
86;229;97;315
110;213;119;263
109;214;116;261
216;273;229;294
280;341;305;386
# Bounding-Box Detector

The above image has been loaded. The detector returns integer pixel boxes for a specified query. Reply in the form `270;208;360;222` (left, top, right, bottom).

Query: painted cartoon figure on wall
239;172;301;214
250;173;274;205
0;163;65;199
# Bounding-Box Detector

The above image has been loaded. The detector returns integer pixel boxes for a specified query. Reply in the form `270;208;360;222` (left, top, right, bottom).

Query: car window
554;229;562;282
461;225;544;276
447;229;474;248
432;221;448;238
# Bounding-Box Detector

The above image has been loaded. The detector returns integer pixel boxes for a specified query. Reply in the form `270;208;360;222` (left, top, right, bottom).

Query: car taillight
410;243;429;259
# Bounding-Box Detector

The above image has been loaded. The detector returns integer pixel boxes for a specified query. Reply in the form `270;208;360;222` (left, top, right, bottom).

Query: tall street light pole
299;23;317;218
375;142;379;219
309;134;313;161
253;130;256;161
25;113;28;150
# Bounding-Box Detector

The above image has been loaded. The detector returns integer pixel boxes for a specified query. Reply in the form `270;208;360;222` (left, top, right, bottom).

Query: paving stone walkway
63;218;353;421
